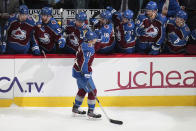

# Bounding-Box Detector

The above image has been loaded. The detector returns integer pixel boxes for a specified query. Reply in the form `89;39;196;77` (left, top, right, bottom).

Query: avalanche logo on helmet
11;27;27;40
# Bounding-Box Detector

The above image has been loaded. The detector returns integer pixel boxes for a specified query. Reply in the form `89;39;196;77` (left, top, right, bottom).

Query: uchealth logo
0;77;44;93
105;62;196;92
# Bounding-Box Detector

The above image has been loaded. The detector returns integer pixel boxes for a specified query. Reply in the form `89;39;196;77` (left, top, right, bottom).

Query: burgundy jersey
65;21;90;51
166;18;191;52
5;14;35;46
34;18;61;52
135;13;167;46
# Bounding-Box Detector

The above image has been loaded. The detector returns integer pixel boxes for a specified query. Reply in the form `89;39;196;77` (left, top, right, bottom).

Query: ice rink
0;106;196;131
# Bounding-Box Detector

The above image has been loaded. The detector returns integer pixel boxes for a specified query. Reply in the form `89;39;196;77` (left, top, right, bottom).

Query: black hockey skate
72;104;86;116
87;109;102;119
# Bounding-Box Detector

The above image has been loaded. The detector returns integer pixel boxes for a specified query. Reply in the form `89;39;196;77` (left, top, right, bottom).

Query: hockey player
1;5;40;54
107;7;136;53
164;10;191;54
158;0;181;18
135;1;167;55
33;7;65;54
90;10;115;54
72;30;101;119
63;12;90;54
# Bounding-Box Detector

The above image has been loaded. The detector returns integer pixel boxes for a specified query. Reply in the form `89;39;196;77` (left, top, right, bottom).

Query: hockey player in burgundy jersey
33;7;65;54
72;30;101;119
89;10;115;53
63;12;90;54
1;5;40;54
107;7;136;53
135;1;167;55
164;10;191;54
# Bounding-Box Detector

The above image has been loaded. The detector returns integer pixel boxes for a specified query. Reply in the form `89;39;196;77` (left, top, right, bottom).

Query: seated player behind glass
33;7;65;54
90;10;115;54
0;5;40;55
72;30;101;119
135;1;167;55
63;12;90;54
106;6;136;53
164;10;191;54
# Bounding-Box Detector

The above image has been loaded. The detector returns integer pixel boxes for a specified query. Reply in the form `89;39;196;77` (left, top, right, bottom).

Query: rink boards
0;54;196;107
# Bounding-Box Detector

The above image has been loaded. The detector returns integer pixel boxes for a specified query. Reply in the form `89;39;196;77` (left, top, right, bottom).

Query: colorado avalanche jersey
135;13;167;53
34;17;62;53
90;19;115;53
112;13;136;53
72;42;95;78
165;18;191;53
4;14;38;54
64;21;90;53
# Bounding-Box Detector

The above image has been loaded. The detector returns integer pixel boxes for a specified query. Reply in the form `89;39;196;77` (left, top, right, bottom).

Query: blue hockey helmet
123;9;134;20
75;12;87;21
145;1;158;10
41;7;52;16
100;10;112;20
19;5;29;14
85;31;97;42
176;10;188;20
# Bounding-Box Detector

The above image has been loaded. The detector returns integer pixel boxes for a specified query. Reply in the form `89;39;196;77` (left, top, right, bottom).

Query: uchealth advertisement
0;56;196;107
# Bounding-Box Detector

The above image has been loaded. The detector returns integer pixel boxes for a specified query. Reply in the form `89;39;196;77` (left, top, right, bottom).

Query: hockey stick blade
109;119;123;125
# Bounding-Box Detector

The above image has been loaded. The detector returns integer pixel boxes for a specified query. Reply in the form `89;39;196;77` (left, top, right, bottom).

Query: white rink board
0;59;15;99
1;57;196;98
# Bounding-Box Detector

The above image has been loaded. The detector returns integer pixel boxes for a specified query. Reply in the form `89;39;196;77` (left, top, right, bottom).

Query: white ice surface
0;106;196;131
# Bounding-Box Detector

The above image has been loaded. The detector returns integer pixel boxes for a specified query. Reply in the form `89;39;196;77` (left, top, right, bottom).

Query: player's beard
175;18;185;27
42;15;50;24
19;14;28;22
146;10;157;20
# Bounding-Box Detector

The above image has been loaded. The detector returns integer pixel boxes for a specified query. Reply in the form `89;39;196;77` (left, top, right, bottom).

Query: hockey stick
75;63;123;125
86;82;123;125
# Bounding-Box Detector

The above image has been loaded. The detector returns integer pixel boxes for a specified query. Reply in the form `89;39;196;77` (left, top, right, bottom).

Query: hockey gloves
58;37;66;48
32;45;41;55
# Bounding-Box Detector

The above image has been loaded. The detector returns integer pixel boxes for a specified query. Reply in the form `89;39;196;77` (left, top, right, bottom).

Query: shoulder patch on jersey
128;23;132;27
136;20;140;25
28;16;33;20
104;25;109;29
185;27;190;32
51;20;57;25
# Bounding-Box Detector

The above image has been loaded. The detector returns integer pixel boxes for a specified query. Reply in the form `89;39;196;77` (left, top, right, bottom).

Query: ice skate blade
87;116;102;121
72;112;86;117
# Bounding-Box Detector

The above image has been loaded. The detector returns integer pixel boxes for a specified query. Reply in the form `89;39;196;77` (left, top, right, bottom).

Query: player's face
100;18;107;25
19;14;28;21
76;20;84;27
146;10;157;20
42;15;49;23
122;17;129;24
175;17;185;27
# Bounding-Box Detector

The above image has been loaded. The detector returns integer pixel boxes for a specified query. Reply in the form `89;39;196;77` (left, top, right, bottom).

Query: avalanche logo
144;25;159;38
11;27;27;40
39;33;50;44
70;33;79;46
